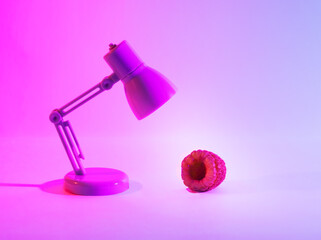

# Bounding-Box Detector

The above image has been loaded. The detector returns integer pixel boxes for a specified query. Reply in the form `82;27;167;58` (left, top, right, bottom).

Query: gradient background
0;0;320;239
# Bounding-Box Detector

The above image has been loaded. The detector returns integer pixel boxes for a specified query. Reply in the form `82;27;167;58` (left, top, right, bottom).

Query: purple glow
0;0;320;239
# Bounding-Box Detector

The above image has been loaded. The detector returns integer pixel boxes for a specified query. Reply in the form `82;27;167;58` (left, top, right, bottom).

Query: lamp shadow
0;180;143;196
40;179;71;195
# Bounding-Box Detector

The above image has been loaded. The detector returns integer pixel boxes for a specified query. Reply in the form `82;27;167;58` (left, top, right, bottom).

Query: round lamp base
64;168;129;195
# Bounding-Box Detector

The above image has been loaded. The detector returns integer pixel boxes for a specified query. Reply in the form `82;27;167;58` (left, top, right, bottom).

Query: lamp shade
104;41;176;119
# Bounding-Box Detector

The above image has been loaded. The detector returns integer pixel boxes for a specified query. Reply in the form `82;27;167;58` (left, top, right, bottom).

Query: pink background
0;0;320;239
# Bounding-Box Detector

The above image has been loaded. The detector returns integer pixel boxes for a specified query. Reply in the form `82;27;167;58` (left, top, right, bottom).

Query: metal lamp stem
49;73;119;175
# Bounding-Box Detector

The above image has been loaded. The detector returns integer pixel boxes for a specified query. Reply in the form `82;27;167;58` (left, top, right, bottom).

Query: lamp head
104;41;176;120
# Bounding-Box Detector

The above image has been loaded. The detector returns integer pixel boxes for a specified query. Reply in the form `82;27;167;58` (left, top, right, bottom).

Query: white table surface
0;135;320;240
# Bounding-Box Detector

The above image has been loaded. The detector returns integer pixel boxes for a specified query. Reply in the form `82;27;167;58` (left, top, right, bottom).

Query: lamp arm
49;73;120;175
58;73;119;117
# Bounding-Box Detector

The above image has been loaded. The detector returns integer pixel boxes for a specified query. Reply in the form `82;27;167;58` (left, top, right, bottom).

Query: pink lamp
50;41;176;195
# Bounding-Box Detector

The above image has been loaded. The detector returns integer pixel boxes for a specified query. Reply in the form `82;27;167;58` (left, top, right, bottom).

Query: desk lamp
49;41;176;195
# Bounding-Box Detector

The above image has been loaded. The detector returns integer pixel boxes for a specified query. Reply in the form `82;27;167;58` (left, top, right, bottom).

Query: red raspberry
181;150;226;192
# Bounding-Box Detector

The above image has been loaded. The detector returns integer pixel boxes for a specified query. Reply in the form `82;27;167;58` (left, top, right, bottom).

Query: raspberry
181;150;226;192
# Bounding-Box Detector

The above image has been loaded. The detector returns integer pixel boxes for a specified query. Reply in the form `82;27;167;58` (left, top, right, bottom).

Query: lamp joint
109;43;117;50
49;109;63;124
101;77;115;90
